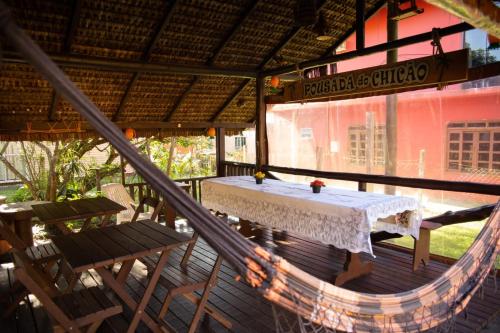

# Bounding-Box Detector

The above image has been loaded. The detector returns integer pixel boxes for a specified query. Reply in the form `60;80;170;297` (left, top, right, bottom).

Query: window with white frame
348;126;386;166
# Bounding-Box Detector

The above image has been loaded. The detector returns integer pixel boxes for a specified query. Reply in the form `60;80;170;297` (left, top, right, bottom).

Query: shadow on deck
1;221;499;332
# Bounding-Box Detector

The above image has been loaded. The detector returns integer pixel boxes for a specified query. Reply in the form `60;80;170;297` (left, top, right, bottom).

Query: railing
222;161;256;177
125;175;217;203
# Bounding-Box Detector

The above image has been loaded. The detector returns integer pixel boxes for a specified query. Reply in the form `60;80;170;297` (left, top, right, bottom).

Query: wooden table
51;219;191;333
0;201;50;254
31;197;126;234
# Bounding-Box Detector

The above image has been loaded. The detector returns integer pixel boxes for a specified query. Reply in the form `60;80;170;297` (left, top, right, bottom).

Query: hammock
0;3;498;331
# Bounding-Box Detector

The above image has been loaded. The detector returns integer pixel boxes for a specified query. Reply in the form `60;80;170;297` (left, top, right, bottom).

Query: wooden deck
1;221;499;332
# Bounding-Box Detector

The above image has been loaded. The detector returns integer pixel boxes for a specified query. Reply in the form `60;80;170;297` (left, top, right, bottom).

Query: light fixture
294;0;317;27
270;76;280;88
313;12;332;41
206;127;216;137
124;128;136;140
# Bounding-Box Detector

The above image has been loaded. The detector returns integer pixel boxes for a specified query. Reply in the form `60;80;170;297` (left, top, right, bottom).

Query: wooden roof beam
0;121;254;131
163;0;261;122
210;0;330;122
2;52;258;78
143;1;179;61
262;22;474;77
49;0;82;122
63;0;82;54
113;1;179;122
163;76;199;122
47;91;60;122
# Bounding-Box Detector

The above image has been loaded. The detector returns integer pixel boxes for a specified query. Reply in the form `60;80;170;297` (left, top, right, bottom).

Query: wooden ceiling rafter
112;0;179;122
1;53;258;78
322;0;386;58
210;0;331;122
163;0;262;122
48;0;82;122
263;21;473;77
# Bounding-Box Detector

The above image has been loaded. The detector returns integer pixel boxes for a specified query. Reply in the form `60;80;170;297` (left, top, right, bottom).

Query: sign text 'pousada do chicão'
282;49;468;103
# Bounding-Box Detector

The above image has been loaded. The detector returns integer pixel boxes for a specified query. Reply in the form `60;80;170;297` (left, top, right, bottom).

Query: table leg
80;217;93;231
128;249;170;333
99;214;112;228
55;223;72;235
239;219;253;237
334;252;373;286
116;259;135;285
95;265;162;333
164;202;176;228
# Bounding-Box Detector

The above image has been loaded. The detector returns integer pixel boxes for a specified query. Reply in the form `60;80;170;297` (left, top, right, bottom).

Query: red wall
338;1;462;72
267;2;499;205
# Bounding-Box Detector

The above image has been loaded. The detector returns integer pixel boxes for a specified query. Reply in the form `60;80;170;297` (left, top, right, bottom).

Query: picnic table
31;197;126;234
51;219;192;333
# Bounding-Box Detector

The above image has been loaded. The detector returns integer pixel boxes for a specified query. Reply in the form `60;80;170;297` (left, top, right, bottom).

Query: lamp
207;127;216;137
294;0;317;27
270;76;280;88
124;128;136;140
313;12;332;41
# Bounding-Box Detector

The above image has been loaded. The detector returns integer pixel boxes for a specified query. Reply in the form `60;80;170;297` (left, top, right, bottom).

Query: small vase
256;178;263;184
312;185;321;193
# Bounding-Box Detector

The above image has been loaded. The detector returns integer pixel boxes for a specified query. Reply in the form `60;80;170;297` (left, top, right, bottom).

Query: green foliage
12;185;33;202
150;136;216;179
0;187;18;203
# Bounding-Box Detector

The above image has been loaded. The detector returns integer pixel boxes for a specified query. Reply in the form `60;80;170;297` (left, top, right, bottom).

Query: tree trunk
166;137;176;177
0;142;39;200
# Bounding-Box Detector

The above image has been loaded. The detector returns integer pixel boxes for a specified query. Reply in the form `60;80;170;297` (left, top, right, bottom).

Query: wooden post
119;155;126;185
385;0;398;195
356;0;365;50
94;168;101;192
216;128;226;177
256;76;268;169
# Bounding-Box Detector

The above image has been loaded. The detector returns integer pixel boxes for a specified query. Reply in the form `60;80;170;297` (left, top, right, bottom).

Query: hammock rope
0;2;498;331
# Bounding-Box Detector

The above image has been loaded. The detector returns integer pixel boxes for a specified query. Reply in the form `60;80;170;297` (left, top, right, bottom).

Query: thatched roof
0;0;386;139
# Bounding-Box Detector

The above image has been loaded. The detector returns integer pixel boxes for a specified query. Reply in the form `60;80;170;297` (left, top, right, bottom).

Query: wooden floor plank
0;222;498;333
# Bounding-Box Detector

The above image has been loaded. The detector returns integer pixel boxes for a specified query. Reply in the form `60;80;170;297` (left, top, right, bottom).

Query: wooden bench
412;220;442;271
412;204;495;271
11;249;122;333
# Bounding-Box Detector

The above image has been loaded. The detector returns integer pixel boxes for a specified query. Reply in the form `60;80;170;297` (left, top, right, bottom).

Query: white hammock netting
0;2;498;332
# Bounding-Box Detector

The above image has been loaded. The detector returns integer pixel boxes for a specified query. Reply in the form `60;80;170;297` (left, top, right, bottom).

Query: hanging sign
281;49;468;103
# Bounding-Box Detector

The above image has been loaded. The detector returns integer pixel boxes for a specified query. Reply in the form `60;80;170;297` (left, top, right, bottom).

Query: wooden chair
141;234;230;333
130;196;164;223
0;219;79;317
142;214;234;332
10;249;122;333
102;183;162;224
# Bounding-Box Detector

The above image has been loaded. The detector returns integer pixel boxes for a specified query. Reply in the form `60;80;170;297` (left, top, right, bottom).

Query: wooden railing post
216;128;226;177
94;168;101;192
256;76;268;169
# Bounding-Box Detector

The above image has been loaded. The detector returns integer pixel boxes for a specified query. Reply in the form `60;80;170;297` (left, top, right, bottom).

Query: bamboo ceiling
0;0;385;139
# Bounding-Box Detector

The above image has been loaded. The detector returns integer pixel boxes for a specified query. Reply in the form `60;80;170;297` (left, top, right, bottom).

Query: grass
0;186;18;203
385;220;500;268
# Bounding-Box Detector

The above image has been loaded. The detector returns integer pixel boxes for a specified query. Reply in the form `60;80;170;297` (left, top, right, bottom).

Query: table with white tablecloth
201;176;422;285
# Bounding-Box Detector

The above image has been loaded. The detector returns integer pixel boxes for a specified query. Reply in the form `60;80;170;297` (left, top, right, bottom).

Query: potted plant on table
310;179;325;193
254;171;266;184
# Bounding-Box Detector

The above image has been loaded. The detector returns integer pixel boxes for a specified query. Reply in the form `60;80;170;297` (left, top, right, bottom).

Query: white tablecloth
201;176;421;255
